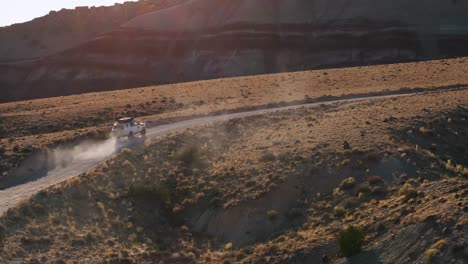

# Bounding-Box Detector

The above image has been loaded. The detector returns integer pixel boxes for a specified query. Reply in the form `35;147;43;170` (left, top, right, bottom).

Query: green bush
338;226;366;257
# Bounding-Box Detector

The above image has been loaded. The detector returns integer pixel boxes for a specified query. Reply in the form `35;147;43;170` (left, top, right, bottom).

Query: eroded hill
1;0;468;102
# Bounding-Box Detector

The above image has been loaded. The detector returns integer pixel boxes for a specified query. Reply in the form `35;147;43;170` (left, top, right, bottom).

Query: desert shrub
334;206;346;217
121;148;132;155
241;246;254;255
222;259;233;264
119;148;138;165
338;226;366;257
364;152;380;162
235;251;247;261
128;184;170;204
259;151;277;162
371;186;387;196
277;152;291;162
175;146;200;165
20;236;52;249
274;235;288;243
18;205;35;218
367;176;384;185
120;160;136;175
0;222;5;242
433;239;447;250
244;180;257;188
30;203;46;216
351;147;364;154
339;177;356;190
343;197;360;209
355;183;371;194
339;159;352;167
170;251;196;262
399;183;418;201
85;231;98;244
267;210;279;220
224;242;233;250
424;248;439;262
372;222;387;234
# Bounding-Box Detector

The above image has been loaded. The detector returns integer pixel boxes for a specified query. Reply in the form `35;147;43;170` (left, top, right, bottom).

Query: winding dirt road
0;90;447;215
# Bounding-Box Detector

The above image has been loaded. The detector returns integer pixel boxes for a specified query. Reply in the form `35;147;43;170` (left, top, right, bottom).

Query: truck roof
117;117;134;123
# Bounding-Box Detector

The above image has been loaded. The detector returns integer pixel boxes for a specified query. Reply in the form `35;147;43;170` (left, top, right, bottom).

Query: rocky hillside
0;0;187;62
1;0;468;102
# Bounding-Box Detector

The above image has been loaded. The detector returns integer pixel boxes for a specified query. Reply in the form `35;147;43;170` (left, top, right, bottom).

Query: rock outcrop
0;0;187;62
1;0;468;102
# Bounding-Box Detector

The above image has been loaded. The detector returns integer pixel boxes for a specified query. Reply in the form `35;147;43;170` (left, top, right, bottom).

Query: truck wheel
141;128;147;135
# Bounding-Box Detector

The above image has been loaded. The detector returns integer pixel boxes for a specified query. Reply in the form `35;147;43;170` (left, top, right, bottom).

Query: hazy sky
0;0;138;27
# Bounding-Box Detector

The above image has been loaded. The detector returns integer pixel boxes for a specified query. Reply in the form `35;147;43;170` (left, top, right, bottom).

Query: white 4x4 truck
112;117;146;138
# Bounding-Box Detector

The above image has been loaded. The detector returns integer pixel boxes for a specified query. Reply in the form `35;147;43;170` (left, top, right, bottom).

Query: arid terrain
1;0;467;262
2;57;468;187
0;56;467;263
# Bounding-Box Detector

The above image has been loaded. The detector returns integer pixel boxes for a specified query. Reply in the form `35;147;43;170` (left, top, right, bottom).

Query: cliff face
0;0;187;62
1;0;468;102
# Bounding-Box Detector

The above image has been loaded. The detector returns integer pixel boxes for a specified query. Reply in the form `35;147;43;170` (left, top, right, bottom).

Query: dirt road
0;90;452;215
